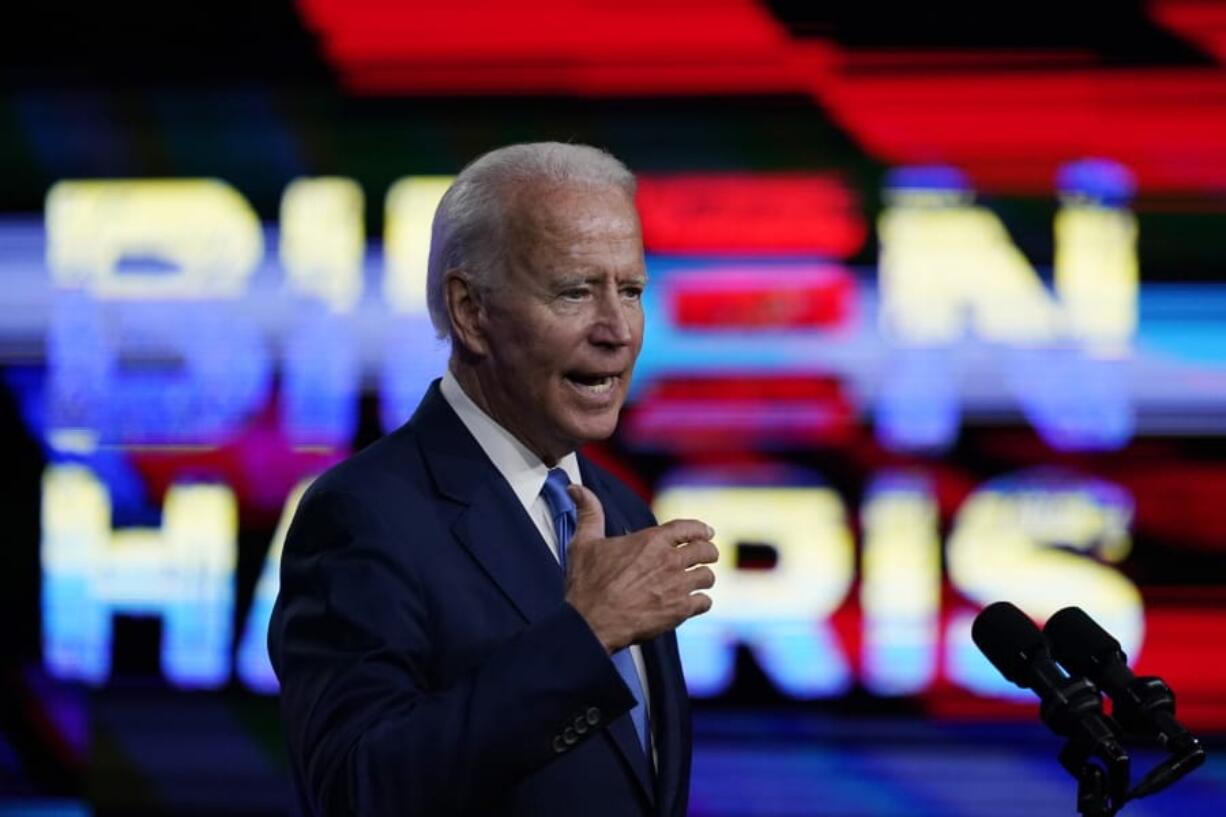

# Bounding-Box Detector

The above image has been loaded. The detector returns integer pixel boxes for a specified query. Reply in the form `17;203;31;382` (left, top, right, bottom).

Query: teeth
569;375;614;394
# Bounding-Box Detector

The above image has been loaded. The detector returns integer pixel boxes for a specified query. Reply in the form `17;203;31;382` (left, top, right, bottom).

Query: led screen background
3;2;1226;815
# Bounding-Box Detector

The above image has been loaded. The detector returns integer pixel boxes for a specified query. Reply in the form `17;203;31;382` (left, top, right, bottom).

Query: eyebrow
552;272;648;288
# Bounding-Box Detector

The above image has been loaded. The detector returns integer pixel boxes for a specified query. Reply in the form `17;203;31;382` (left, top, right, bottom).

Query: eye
620;284;644;301
560;287;591;302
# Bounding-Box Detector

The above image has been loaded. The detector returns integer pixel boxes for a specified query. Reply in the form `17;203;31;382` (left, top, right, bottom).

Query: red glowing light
666;263;855;329
1151;0;1226;65
296;0;833;95
297;1;1226;195
625;375;855;450
813;68;1226;194
637;174;866;258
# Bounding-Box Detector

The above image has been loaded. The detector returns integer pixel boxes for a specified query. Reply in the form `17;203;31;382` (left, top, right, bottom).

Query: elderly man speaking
269;143;718;817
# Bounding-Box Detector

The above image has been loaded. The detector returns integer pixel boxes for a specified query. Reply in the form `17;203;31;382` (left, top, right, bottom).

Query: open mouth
564;372;620;395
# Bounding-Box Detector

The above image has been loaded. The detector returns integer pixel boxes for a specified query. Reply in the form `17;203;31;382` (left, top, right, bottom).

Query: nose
591;288;635;348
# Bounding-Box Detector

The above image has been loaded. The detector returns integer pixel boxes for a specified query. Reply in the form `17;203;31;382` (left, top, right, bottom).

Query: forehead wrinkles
503;182;639;269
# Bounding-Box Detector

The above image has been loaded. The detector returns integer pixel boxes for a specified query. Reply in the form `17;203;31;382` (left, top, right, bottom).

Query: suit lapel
412;382;563;624
450;487;565;623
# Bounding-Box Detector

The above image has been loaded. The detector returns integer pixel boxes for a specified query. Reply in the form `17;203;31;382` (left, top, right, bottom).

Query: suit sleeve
268;487;636;817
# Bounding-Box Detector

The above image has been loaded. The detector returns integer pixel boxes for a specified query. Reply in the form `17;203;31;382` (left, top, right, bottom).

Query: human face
468;183;646;465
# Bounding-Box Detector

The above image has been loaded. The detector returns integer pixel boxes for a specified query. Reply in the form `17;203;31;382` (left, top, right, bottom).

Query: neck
449;361;565;467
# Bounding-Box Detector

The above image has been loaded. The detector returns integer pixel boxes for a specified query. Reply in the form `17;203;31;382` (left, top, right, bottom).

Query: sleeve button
563;727;578;745
552;735;567;754
574;716;589;734
586;706;601;725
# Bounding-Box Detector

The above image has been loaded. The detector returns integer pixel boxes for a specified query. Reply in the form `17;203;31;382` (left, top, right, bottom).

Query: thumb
567;484;605;543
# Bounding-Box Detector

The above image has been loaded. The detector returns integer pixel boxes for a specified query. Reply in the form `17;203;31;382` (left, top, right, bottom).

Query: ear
444;270;491;357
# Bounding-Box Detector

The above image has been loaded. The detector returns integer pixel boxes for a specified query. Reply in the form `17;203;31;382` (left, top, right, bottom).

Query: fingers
567;484;606;543
685;565;716;592
655;518;715;546
565;502;717;644
675;539;718;569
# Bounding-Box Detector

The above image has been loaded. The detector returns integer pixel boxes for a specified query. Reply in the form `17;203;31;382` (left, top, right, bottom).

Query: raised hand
563;484;718;653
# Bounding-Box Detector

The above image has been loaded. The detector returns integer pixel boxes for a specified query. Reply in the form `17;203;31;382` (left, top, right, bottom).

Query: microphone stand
973;602;1208;814
1058;730;1126;817
1055;671;1204;815
1040;676;1130;817
1043;606;1209;811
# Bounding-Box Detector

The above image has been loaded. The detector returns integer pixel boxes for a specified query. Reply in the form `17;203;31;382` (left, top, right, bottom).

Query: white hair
425;141;637;339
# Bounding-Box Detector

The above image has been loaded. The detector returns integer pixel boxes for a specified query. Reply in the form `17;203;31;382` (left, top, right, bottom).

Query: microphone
1045;607;1205;798
972;601;1130;804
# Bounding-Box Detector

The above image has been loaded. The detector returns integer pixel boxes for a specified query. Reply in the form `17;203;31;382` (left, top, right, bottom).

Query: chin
560;410;622;448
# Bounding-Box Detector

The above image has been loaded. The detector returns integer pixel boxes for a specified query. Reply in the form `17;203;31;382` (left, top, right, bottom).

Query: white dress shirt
439;371;655;759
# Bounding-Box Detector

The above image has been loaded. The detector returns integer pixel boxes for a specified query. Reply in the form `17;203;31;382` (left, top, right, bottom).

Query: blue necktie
540;468;651;756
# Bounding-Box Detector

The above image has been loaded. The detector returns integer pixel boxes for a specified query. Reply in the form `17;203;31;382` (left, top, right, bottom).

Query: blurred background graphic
3;1;1226;815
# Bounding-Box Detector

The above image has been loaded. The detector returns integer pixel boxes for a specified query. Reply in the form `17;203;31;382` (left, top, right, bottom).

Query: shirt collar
440;369;582;511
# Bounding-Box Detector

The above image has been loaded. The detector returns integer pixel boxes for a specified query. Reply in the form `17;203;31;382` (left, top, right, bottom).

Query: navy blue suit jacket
269;381;692;816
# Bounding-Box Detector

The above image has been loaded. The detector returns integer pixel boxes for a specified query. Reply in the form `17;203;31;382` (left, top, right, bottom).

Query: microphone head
972;601;1052;687
1045;606;1127;679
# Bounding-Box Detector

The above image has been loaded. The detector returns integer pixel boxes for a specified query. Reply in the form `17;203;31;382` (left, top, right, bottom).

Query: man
269;142;718;817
